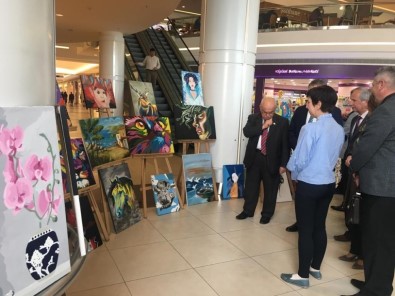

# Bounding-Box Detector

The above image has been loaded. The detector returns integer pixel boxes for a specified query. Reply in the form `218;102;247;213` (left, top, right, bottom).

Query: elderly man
344;66;395;296
236;97;289;224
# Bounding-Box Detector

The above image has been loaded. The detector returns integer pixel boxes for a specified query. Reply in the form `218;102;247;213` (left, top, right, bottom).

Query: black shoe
334;232;351;242
236;211;253;220
331;204;345;211
260;216;271;224
286;222;298;232
350;279;365;290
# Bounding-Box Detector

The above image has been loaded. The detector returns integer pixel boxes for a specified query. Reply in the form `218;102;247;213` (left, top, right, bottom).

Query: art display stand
176;139;213;154
89;108;111;118
133;153;183;218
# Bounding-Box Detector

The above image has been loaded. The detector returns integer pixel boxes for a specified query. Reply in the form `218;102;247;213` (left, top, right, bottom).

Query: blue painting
222;165;245;200
182;153;214;206
151;173;180;216
181;71;204;106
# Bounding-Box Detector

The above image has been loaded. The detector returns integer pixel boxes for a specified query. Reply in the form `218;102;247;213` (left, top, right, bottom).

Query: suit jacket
288;105;343;150
243;113;289;175
351;93;395;197
344;114;367;157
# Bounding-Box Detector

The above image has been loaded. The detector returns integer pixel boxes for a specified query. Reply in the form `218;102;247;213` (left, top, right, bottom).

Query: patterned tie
261;128;268;155
352;116;362;136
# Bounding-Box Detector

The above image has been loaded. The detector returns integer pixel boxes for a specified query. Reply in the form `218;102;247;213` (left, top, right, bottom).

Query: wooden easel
89;108;111;118
176;139;213;154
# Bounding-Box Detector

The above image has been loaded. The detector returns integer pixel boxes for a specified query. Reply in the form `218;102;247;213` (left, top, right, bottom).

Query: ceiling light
55;45;69;49
56;13;63;17
174;9;201;16
182;5;185;8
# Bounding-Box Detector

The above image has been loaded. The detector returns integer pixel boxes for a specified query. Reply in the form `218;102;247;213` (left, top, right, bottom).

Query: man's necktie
308;116;314;123
261;128;268;155
352;116;362;136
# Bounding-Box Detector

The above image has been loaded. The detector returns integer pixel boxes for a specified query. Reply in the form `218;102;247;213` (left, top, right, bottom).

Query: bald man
236;97;289;224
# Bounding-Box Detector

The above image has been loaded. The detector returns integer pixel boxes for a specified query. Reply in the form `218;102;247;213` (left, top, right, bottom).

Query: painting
0;107;70;296
124;116;174;154
174;104;216;140
128;81;158;116
151;173;180;216
181;71;204;106
182;153;214;206
70;138;96;189
80;74;116;109
79;117;129;168
222;165;245;200
98;163;141;233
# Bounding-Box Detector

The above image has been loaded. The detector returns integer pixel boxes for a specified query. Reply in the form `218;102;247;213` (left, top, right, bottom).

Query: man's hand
262;118;273;129
279;166;286;174
353;173;359;187
345;155;352;167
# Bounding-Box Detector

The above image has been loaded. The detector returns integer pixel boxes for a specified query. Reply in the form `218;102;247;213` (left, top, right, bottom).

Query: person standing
344;66;395;296
139;48;161;86
281;85;344;288
69;91;75;106
236;97;289;224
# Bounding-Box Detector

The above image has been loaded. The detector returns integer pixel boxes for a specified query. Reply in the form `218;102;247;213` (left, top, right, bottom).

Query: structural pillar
0;0;55;106
199;0;260;181
99;31;125;116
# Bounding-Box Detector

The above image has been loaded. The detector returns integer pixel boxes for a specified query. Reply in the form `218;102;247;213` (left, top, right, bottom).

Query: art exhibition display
151;173;180;215
70;138;95;189
182;153;214;206
222;164;245;199
124;116;174;154
128;81;158;116
98;163;141;233
79;117;129;168
0;107;70;296
181;71;204;106
174;104;216;140
80;74;116;109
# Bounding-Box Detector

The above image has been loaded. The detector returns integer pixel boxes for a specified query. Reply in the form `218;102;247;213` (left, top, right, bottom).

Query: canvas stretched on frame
80;74;116;109
181;71;204;106
70;138;96;189
151;173;180;216
128;81;158;116
222;164;245;200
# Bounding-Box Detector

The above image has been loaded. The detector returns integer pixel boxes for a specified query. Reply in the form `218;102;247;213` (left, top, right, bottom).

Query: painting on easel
128;81;158;116
79;117;129;168
182;153;214;206
222;164;245;200
124;116;174;154
98;163;141;233
80;74;116;109
151;173;180;216
70;138;95;189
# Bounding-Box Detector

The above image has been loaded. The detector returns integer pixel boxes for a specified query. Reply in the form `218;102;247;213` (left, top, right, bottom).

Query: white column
199;0;260;181
0;0;55;106
99;31;125;117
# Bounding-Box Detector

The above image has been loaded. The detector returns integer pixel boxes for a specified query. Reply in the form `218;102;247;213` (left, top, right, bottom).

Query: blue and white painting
222;164;244;200
182;153;214;206
151;173;180;216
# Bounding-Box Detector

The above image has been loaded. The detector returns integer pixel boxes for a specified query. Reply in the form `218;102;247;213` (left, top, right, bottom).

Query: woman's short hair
306;85;338;113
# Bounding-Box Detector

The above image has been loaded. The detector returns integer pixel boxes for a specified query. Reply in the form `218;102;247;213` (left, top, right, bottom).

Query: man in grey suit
344;66;395;296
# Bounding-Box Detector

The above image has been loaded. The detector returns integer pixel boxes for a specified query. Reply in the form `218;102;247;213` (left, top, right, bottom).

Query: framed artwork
222;164;245;200
151;173;180;216
174;104;216;140
79;117;129;168
0;107;70;296
70;138;96;189
181;71;204;106
124;116;174;154
80;74;116;109
98;163;141;233
128;81;158;116
182;153;214;206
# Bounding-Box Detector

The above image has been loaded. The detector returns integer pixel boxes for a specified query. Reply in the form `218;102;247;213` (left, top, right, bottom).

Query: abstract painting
151;173;180;216
129;81;158;116
0;107;70;296
70;138;96;189
98;163;141;233
222;164;245;200
79;117;129;168
181;71;204;106
80;74;116;109
174;104;216;140
124;116;174;154
182;153;214;206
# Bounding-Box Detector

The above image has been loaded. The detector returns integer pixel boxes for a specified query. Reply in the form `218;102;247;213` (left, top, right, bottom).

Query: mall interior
2;0;395;295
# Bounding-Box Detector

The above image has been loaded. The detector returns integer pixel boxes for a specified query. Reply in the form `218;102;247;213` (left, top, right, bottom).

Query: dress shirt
287;113;344;184
351;110;368;134
141;55;161;70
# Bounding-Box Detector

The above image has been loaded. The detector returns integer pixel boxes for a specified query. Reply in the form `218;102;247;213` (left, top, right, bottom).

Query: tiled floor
64;103;393;296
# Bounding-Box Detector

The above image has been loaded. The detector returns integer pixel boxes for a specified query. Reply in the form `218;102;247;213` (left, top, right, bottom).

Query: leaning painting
0;107;70;296
128;81;158;116
80;74;116;109
151;173;180;216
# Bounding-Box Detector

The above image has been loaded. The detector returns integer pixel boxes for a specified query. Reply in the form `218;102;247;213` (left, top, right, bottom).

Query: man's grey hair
351;87;371;102
374;66;395;88
308;79;327;90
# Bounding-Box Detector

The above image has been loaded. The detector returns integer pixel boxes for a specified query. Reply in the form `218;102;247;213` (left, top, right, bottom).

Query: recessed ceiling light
182;5;185;8
56;13;63;17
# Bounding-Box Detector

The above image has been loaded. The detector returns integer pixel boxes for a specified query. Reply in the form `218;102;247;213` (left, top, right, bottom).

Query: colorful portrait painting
98;163;141;233
80;74;116;109
124;116;174;155
129;81;158;116
70;138;96;189
222;164;245;200
79;117;129;168
151;173;180;216
174;104;216;140
0;107;70;296
181;71;204;106
182;153;214;206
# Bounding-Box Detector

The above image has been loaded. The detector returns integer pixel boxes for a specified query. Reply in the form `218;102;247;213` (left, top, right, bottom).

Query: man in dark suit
286;79;343;232
236;97;289;224
343;67;395;296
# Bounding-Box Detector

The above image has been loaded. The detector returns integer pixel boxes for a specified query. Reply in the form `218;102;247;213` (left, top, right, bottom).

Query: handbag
346;192;361;225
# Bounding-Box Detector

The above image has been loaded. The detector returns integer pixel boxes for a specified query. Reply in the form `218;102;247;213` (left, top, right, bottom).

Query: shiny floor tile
66;283;131;296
